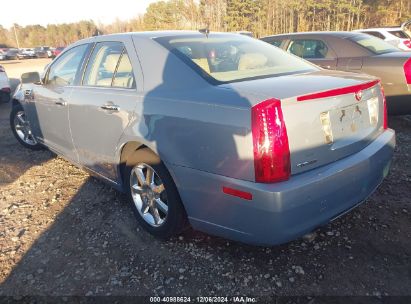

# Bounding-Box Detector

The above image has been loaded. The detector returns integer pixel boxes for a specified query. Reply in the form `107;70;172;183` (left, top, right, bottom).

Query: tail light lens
251;98;290;183
1;87;11;93
379;83;388;130
404;58;411;84
404;40;411;49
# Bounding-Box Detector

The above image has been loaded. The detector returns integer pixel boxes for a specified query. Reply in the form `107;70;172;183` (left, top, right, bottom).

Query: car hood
218;69;377;104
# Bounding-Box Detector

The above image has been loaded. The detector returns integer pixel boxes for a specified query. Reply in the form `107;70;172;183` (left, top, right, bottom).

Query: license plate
320;97;378;144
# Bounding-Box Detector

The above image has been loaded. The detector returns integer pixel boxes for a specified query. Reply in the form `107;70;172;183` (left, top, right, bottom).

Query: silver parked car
0;64;11;103
11;31;395;246
353;27;411;51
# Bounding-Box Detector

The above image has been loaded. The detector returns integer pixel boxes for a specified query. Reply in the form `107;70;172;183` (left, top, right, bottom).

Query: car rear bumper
168;129;395;246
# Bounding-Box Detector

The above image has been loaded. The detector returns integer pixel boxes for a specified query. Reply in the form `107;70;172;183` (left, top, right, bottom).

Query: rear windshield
388;30;409;39
349;34;399;54
155;34;317;83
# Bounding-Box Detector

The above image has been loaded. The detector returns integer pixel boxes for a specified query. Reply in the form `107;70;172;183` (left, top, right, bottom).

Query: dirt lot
0;60;410;299
1;59;52;79
0;59;52;92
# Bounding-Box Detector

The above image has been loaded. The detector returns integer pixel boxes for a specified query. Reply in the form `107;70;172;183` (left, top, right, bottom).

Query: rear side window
47;44;88;87
112;52;135;88
287;39;329;59
388;30;409;39
83;42;135;88
362;31;386;40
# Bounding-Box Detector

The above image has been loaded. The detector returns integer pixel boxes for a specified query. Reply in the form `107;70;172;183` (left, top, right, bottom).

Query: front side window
83;42;135;88
155;34;317;83
47;44;88;86
348;34;399;54
287;39;329;59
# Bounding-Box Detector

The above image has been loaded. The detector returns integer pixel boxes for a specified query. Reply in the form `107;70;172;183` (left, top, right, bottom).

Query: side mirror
21;72;41;84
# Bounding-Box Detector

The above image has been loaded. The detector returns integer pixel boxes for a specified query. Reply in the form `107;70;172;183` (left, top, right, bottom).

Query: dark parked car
33;46;50;58
10;32;395;246
261;31;411;114
5;48;19;60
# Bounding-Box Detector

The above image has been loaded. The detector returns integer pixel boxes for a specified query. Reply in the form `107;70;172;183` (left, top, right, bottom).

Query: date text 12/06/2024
149;296;257;303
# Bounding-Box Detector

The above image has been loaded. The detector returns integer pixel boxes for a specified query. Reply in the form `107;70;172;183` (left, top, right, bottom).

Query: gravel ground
0;83;410;297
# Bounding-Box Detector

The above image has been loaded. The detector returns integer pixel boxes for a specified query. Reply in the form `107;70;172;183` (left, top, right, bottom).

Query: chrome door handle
100;104;120;111
55;99;67;106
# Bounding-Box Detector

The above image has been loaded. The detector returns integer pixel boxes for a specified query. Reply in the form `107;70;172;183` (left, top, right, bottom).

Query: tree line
0;0;410;48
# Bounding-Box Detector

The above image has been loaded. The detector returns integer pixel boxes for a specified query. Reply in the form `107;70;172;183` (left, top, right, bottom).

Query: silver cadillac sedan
11;31;395;246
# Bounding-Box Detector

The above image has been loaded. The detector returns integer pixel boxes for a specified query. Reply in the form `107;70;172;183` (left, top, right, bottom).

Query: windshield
349;34;399;54
155;34;318;83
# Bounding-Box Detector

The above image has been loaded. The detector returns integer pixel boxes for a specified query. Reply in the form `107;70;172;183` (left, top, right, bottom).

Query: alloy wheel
130;163;168;227
13;111;37;146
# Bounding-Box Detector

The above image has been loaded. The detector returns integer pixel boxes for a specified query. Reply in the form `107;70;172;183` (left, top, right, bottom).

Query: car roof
356;27;403;31
73;30;245;44
262;31;361;39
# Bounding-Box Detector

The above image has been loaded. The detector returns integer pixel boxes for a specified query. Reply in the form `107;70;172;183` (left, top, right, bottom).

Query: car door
68;38;142;182
287;39;338;70
26;44;89;160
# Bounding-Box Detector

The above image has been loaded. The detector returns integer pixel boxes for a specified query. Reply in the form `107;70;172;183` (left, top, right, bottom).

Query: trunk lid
220;70;386;176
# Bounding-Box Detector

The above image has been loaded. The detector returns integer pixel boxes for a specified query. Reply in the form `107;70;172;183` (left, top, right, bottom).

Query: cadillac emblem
354;90;362;101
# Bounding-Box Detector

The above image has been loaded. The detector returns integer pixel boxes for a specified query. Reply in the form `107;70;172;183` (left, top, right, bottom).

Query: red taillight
251;98;290;183
379;83;388;130
1;87;10;93
404;40;411;49
404;58;411;84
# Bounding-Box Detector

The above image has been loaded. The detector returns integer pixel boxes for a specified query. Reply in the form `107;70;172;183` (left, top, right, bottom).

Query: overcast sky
1;0;159;28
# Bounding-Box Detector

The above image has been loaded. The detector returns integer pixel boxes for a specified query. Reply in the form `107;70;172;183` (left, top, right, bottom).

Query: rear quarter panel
118;87;257;182
362;56;410;97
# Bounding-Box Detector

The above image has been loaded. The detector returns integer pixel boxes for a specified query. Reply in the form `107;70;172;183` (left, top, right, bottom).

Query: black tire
10;104;43;150
124;148;188;239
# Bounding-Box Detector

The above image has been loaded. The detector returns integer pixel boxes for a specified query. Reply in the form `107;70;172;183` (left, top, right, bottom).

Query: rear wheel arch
119;142;180;199
122;146;189;237
119;141;147;185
